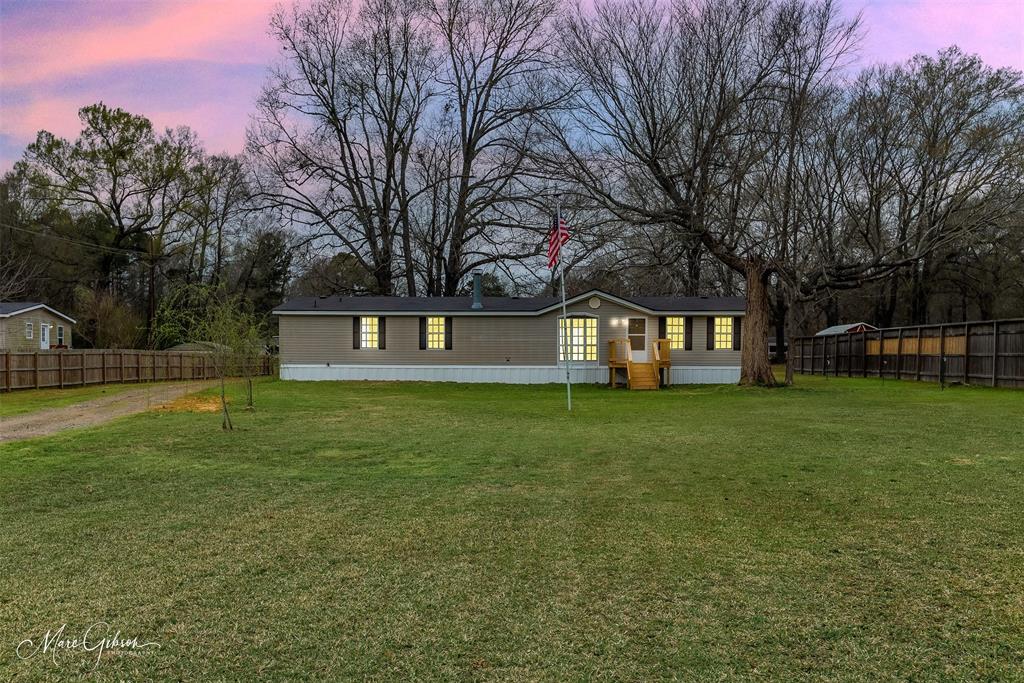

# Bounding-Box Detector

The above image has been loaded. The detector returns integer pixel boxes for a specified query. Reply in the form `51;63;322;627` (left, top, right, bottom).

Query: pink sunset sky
0;0;1022;170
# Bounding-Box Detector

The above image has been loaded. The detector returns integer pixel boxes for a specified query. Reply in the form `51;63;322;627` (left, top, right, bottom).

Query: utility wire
1;222;144;257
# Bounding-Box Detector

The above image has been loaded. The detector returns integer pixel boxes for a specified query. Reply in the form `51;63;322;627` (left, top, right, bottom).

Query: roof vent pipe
471;270;483;309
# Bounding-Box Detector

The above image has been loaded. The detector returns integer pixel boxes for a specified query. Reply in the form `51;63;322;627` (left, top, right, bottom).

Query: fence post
58;351;64;388
992;321;998;388
963;323;970;384
895;328;903;380
915;328;922;381
873;332;878;378
137;352;142;383
33;351;39;389
939;325;946;386
4;351;9;392
861;331;867;377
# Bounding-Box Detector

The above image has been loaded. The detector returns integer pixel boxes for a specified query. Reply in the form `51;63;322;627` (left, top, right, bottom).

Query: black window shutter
419;317;427;350
444;317;453;350
353;316;360;349
658;316;666;338
378;317;386;350
733;316;742;351
685;317;693;351
706;317;715;350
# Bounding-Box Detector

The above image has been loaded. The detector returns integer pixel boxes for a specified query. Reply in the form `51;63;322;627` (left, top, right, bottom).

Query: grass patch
1;376;1022;679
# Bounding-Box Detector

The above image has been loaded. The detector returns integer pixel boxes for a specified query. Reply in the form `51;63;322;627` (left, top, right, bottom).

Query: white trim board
280;364;740;385
0;304;77;323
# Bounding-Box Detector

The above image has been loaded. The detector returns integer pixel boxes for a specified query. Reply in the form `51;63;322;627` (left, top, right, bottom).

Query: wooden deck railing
652;338;672;386
607;337;673;388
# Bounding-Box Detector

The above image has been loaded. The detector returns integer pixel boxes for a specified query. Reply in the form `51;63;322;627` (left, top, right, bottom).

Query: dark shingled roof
273;291;745;314
0;301;45;315
629;296;746;312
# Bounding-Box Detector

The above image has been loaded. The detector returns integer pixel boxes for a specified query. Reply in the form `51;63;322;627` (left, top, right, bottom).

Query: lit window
25;322;33;339
666;317;685;349
426;316;446;349
360;316;379;349
714;317;733;350
57;326;65;345
558;316;598;362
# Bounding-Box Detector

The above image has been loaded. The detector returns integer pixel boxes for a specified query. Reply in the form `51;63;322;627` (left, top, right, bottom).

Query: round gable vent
588;296;601;309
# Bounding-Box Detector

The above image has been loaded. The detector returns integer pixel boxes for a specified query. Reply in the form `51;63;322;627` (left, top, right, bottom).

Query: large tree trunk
739;264;776;387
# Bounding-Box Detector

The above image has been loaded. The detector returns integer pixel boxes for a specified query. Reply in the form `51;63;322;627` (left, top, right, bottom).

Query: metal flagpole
557;198;572;411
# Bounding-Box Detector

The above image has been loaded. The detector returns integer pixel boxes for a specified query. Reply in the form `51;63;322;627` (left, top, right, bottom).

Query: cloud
856;0;1023;70
0;0;278;87
0;0;280;168
0;0;1021;172
2;60;266;148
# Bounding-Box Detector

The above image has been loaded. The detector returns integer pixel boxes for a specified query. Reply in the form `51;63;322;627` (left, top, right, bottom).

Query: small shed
815;322;878;336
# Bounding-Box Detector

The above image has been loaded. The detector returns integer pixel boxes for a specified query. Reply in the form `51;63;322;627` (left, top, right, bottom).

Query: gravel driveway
0;381;219;443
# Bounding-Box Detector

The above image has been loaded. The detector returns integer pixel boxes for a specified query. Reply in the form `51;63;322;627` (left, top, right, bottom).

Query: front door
39;322;49;350
628;318;647;361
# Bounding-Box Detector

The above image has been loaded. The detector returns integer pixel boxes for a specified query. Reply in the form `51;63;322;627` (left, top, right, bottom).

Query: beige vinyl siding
673;315;741;366
278;297;740;367
0;309;73;351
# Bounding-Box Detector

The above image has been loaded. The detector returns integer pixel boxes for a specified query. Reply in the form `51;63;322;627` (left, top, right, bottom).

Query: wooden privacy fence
1;350;275;392
791;319;1024;388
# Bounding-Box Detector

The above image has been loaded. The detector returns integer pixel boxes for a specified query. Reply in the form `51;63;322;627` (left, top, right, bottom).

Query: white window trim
57;325;64;345
25;322;33;339
557;313;600;364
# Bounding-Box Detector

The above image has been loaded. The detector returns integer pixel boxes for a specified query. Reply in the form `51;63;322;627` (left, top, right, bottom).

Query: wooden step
627;362;660;390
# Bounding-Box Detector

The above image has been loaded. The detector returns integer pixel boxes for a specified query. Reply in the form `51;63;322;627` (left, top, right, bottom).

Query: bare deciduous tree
249;0;436;295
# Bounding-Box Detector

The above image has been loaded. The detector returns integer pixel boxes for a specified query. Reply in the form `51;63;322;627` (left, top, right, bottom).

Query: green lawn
2;377;1022;680
0;382;143;417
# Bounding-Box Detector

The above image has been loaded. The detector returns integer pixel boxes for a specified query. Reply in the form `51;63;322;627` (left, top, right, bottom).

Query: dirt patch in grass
159;395;226;413
0;381;218;442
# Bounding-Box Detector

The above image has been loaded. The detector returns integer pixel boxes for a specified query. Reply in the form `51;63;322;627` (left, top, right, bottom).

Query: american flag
546;213;570;269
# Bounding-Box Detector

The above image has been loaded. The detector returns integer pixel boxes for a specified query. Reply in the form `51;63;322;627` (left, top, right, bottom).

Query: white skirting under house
279;364;741;385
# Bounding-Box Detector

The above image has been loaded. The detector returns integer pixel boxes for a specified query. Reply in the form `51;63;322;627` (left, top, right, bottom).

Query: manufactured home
274;275;745;387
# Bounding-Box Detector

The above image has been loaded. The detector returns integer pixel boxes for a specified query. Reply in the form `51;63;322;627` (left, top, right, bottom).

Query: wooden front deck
608;338;672;390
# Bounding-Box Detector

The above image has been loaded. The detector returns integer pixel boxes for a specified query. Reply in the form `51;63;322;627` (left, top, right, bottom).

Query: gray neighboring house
0;302;76;351
273;277;746;385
